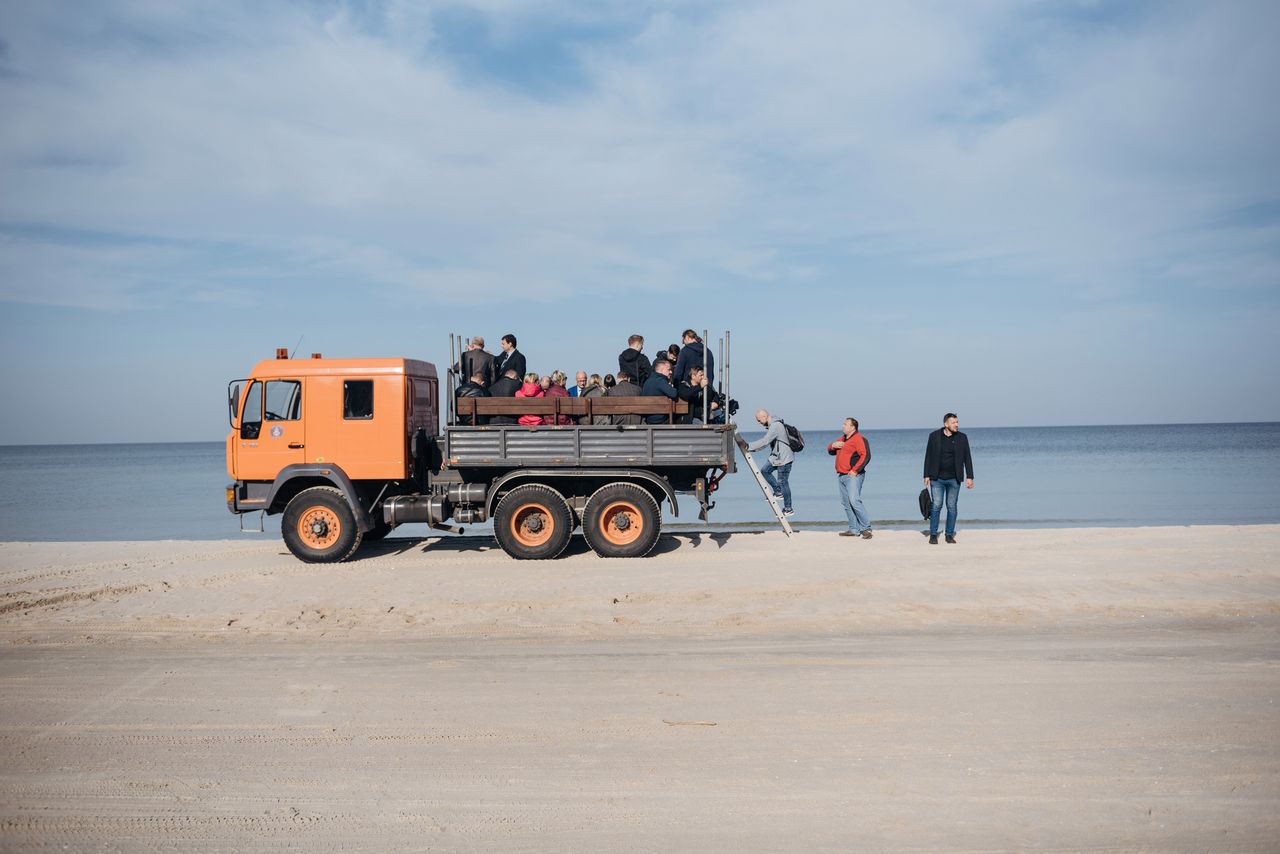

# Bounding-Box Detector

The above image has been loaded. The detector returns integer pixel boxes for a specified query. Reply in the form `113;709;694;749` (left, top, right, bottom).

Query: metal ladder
734;426;794;537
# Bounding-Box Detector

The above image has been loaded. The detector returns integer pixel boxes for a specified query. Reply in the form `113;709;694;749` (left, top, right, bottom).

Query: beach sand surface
1;526;1278;851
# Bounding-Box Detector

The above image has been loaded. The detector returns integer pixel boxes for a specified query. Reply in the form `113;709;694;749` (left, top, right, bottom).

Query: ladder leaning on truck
225;333;740;563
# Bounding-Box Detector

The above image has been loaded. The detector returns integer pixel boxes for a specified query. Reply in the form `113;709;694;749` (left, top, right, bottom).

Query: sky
1;0;1278;443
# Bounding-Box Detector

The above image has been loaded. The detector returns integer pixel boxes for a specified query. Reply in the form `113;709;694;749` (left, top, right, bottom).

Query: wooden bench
455;396;691;425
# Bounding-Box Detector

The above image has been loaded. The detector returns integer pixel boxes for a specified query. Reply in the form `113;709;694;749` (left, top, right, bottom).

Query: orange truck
227;346;737;562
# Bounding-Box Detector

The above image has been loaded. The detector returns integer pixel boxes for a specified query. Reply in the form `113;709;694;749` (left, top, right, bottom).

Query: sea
0;423;1277;542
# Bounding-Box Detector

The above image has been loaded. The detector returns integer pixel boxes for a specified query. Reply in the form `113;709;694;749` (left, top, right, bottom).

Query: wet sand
1;526;1278;850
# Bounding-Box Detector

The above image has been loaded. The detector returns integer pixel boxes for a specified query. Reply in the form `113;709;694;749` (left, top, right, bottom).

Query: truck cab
227;353;439;560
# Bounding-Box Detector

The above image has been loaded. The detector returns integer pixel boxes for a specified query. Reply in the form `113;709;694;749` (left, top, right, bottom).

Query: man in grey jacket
745;409;795;516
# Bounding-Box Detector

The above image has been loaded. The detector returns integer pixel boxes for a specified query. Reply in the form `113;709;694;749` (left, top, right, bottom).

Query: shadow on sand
350;530;766;561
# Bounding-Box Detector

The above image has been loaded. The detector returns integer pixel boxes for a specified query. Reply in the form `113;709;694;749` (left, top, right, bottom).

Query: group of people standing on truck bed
453;330;733;427
742;411;975;545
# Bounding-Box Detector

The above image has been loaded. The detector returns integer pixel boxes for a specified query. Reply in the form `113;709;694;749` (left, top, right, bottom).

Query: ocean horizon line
3;419;1279;449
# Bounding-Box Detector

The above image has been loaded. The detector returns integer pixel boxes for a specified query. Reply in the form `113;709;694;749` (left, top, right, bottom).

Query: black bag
918;487;932;520
781;421;805;453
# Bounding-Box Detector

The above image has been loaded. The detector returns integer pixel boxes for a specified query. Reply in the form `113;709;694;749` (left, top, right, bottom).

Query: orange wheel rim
511;503;555;548
599;501;644;546
297;506;341;549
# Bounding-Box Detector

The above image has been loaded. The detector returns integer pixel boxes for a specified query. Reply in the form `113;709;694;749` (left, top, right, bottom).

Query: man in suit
568;371;588;397
923;412;975;545
492;334;526;383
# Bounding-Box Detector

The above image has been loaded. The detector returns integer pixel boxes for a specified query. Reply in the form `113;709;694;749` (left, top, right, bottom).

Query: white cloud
0;0;1276;315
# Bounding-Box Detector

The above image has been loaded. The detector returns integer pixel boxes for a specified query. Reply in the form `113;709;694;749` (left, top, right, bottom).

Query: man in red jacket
828;417;872;539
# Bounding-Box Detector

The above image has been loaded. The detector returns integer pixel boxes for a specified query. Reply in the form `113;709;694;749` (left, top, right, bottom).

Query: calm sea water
0;423;1276;542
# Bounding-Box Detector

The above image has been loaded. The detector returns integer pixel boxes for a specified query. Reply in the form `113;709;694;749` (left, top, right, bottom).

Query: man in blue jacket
673;329;714;386
640;359;679;424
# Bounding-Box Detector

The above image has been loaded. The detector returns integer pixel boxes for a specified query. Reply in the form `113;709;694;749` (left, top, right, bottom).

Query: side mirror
228;380;245;430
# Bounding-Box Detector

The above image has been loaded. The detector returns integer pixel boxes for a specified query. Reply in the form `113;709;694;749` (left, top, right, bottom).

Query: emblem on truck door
270;425;284;438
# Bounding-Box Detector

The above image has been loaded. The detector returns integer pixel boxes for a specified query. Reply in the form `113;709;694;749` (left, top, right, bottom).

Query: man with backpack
828;417;872;539
745;409;797;516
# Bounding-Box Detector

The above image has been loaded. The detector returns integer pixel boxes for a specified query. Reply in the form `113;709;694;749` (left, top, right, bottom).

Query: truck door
237;378;306;481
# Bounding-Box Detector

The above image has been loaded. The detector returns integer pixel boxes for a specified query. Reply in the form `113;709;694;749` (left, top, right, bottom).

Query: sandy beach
2;525;1278;850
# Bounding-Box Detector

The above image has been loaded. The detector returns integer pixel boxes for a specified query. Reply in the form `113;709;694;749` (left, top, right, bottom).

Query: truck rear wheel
493;485;573;560
282;486;363;563
582;483;661;558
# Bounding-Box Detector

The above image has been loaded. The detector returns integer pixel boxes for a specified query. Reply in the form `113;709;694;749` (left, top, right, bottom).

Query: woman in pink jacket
515;373;545;426
543;370;573;425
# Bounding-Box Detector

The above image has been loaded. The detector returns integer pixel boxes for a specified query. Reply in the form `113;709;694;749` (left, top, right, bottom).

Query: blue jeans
838;473;870;533
760;461;792;511
929;478;961;536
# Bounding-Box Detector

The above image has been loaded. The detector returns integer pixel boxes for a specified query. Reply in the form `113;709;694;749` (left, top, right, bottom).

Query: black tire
581;482;661;558
281;486;363;563
492;484;574;560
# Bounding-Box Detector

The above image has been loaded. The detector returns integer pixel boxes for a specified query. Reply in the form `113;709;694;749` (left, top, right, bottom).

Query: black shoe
929;535;938;545
945;535;956;544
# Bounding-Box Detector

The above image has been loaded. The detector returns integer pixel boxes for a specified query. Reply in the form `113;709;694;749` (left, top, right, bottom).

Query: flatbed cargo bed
445;423;736;470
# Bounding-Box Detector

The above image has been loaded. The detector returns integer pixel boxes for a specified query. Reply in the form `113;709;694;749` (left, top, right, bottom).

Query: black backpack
779;420;805;453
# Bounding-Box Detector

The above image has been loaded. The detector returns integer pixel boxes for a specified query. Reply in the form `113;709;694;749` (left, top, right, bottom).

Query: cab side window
264;380;301;421
240;381;263;439
344;380;373;420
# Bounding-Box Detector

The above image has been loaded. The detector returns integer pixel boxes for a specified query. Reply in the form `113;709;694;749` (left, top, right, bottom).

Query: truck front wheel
282;486;363;563
582;483;661;558
493;485;574;560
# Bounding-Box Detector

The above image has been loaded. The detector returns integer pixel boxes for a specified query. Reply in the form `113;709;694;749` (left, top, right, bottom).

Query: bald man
745;409;795;516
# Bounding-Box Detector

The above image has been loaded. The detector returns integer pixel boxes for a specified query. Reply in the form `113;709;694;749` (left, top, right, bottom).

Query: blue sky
1;0;1277;443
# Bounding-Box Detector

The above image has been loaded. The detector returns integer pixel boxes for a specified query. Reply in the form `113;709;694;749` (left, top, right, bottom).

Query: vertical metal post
702;328;709;424
448;334;457;426
725;330;732;426
718;336;724;424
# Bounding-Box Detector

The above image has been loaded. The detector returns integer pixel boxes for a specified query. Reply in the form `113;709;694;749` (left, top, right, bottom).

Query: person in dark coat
493;334;526;383
607;371;642;426
922;413;975;545
456;337;496;388
618;334;652;388
454;372;490;426
673;329;714;385
640;359;679;424
487;368;521;424
677;365;719;424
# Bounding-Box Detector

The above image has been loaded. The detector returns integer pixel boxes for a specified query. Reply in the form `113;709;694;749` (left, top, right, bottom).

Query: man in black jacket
455;337;496;388
487;368;521;424
618;334;652;388
676;365;720;424
455;372;490;426
492;334;526;383
923;413;975;544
